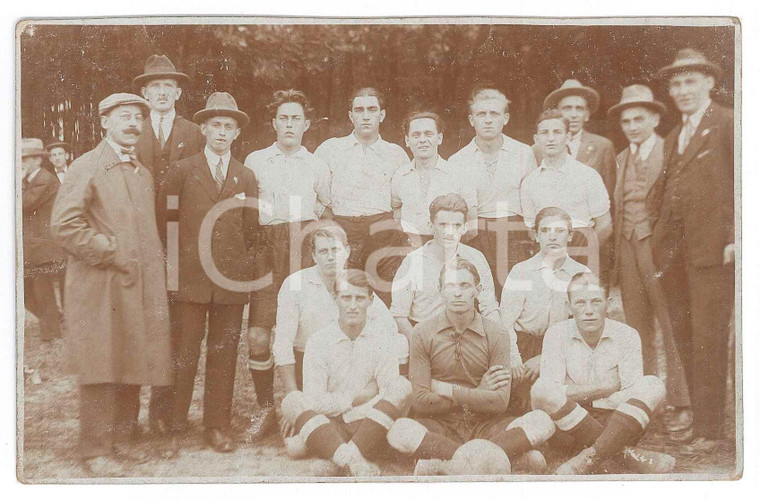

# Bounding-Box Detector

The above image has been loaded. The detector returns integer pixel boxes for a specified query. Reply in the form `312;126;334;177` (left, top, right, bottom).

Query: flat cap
98;93;151;116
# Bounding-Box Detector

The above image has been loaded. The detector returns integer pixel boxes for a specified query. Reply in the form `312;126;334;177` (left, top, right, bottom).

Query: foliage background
19;22;736;160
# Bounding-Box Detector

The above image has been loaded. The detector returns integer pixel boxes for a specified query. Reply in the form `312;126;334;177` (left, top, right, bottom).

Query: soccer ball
448;439;512;475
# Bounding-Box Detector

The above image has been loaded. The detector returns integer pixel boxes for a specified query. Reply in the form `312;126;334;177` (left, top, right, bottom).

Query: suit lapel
677;103;717;167
613;148;629;208
136;121;155;166
643;136;665;194
168;117;188;163
219;159;244;199
192;154;222;202
576;131;595;164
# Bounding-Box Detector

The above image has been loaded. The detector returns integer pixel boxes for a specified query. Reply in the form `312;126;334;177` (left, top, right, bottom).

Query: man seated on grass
500;206;589;412
531;272;676;475
279;269;412;476
386;258;556;475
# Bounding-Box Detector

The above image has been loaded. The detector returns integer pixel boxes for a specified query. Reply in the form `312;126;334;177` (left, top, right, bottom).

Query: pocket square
234;192;246;200
701;128;710;137
696;149;712;160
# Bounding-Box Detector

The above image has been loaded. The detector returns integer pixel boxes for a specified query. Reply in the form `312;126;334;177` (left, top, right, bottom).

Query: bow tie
120;147;137;161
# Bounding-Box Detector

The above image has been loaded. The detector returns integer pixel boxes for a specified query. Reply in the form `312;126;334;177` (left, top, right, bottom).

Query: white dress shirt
204;146;231;180
629;131;657;161
678;98;711;154
151;109;176;141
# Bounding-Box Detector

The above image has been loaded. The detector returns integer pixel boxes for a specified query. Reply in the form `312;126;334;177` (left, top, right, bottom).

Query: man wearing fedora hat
45;140;71;183
156;91;259;453
651;49;735;453
134;54;204;199
608;84;692;439
22;137;64;343
51;93;173;475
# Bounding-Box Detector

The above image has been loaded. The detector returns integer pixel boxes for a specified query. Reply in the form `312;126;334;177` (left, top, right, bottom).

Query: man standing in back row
134;54;204;198
448;87;537;296
651;49;735;454
315;87;409;303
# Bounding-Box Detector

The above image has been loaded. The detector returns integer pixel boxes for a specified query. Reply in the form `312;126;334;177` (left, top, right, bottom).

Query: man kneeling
387;258;556;475
531;272;675;475
280;269;411;476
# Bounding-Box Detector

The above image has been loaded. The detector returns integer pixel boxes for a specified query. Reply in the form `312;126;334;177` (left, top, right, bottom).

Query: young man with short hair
500;207;589;408
531;273;675;475
387;258;556;475
156;92;258;454
46;141;71;183
391;111;477;246
279;269;412;477
315;87;409;302
448;87;537;293
521;109;612;272
243;89;332;441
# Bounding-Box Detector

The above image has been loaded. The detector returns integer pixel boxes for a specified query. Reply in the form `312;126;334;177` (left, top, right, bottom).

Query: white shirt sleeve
273;276;300;367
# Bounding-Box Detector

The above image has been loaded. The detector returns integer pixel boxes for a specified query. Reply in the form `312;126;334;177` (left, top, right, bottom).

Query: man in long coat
51;93;172;475
22;137;64;342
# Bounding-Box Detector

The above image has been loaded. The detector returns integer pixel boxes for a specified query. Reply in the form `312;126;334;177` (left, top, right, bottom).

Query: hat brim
543;87;600;114
607;100;667;118
193;109;250;128
45;142;71;152
22;148;47;158
133;72;190;88
658;62;722;80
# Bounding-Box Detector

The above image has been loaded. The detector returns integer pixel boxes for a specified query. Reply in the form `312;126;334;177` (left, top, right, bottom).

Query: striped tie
214;158;225;192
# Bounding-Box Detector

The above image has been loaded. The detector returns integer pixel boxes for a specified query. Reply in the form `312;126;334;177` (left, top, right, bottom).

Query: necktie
214;158;225;192
158;115;166;149
678;117;696;155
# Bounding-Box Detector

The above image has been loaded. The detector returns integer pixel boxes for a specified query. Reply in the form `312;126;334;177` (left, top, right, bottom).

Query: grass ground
18;290;740;482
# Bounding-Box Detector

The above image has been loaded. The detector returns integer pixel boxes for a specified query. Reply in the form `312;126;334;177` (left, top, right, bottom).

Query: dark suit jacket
135;115;204;192
533;130;617;197
611;135;665;284
158;151;259;305
22;167;63;266
651;103;734;269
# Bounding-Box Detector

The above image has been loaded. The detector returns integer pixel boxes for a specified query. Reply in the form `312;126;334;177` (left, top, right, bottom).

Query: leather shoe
112;442;151;464
150;418;170;437
246;406;278;443
205;428;236;453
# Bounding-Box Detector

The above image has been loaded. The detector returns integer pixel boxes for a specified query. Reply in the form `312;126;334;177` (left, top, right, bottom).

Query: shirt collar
629;132;658;161
568;129;583;144
435;311;487;337
569;318;613;342
266;142;309;160
204;146;231;169
403;156;447;176
532;252;574;272
538;154;569;172
106;139;134;162
468;134;512;154
347;132;384;151
151;108;176;126
683;99;712;128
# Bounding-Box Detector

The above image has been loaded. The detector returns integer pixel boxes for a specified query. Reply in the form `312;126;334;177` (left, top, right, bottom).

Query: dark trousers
654;221;735;438
468;216;533;298
619;235;690;408
333;212;406;305
24;268;62;341
79;383;140;459
249;221;313;330
159;301;244;432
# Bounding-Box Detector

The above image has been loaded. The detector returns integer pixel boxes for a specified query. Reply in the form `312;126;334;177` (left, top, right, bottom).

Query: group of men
20;46;734;477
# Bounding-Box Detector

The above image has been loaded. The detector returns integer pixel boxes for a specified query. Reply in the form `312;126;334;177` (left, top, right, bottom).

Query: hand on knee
384;377;412;408
530;378;567;414
280;391;306;425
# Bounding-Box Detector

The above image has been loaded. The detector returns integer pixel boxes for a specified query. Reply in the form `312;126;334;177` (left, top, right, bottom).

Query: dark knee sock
592;399;651;461
248;353;274;407
294;410;345;460
551;399;604;448
350;400;402;457
415;431;460;460
490;428;534;461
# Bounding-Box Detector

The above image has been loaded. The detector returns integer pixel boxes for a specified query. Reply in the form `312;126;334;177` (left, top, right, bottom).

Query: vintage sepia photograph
15;16;741;483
